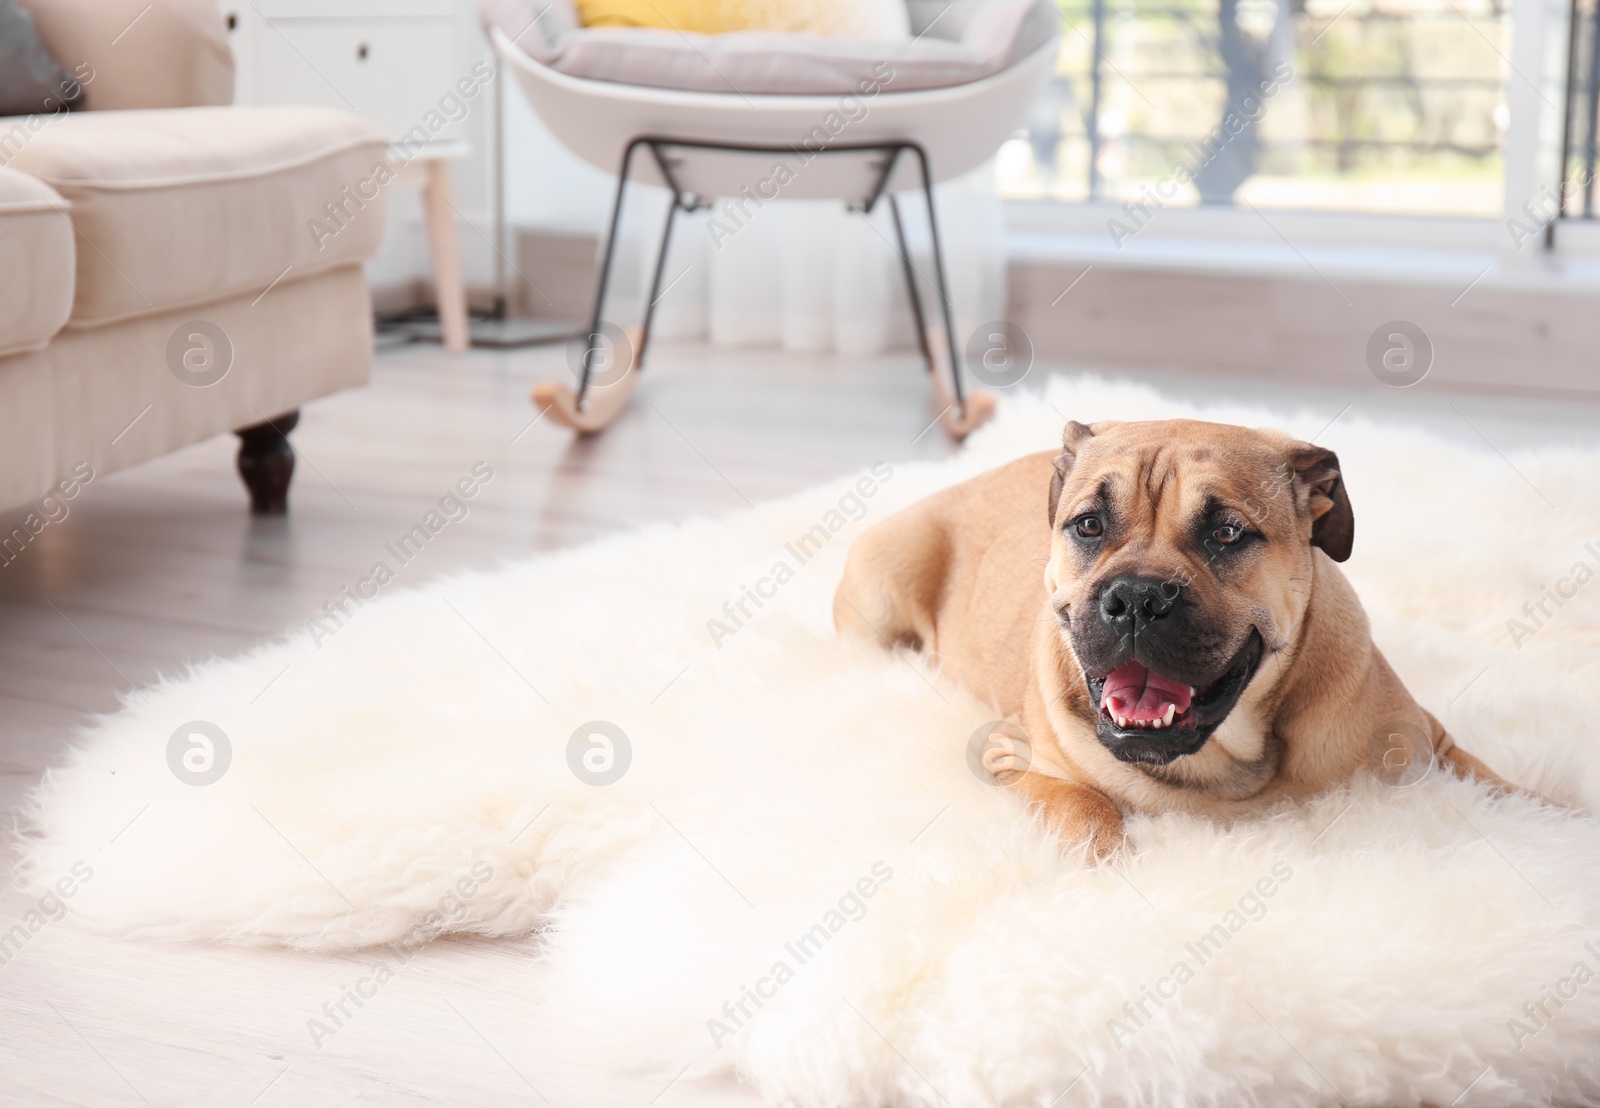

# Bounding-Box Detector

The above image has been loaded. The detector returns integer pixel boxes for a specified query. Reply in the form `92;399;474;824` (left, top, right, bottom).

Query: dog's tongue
1101;661;1193;721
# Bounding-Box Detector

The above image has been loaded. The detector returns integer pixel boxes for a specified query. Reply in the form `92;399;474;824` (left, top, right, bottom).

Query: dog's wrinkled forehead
1048;417;1355;562
1057;421;1291;522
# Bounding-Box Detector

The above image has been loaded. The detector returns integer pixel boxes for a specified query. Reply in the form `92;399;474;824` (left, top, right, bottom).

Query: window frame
1004;0;1600;265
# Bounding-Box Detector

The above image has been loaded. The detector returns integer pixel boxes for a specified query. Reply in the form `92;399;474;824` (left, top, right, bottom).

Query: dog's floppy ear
1286;443;1354;562
1049;421;1095;525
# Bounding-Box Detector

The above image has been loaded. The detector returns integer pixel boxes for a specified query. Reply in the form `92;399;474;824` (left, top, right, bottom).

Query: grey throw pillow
0;0;84;116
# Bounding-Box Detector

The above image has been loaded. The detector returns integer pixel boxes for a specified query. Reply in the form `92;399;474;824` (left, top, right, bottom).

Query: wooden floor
3;339;1600;1106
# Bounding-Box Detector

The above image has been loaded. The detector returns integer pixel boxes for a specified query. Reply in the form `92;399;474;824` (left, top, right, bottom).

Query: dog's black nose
1098;575;1181;625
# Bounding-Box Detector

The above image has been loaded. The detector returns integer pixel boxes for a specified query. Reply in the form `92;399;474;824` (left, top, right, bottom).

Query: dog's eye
1213;523;1245;545
1074;515;1104;539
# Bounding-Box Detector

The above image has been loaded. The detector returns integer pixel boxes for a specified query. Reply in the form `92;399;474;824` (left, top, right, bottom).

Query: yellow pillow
576;0;907;38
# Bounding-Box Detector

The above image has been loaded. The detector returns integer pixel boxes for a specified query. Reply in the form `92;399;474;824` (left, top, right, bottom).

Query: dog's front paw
1013;772;1126;864
1078;822;1129;865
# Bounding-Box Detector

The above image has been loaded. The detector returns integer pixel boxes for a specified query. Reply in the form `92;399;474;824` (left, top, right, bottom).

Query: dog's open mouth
1083;630;1264;766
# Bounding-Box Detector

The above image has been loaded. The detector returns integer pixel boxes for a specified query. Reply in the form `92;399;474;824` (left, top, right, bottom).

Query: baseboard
475;231;1597;403
369;278;431;318
1007;261;1600;402
374;225;596;323
512;227;598;324
370;279;530;320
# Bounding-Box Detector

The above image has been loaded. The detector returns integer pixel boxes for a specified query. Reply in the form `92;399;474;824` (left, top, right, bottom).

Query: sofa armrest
19;0;234;110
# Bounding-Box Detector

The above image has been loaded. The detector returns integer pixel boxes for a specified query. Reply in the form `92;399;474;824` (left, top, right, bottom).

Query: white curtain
601;163;1007;359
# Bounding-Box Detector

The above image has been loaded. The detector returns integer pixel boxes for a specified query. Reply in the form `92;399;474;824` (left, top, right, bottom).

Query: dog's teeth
1162;703;1176;726
1115;714;1128;728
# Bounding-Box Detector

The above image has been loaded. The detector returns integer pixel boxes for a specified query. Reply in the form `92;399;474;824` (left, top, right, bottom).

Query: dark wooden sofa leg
235;410;299;515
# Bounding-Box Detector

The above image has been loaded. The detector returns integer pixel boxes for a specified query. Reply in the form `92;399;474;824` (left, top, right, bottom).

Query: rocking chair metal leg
888;193;934;375
578;138;644;410
909;143;968;415
541;132;990;440
636;195;681;372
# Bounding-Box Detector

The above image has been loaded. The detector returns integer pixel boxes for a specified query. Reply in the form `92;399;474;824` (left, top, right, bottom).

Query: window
998;0;1514;217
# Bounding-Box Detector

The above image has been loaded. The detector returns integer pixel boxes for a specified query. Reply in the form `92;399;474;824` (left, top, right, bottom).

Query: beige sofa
0;0;387;516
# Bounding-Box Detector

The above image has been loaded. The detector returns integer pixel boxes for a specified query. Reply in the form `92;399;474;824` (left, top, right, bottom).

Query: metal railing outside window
998;0;1513;217
1560;0;1600;220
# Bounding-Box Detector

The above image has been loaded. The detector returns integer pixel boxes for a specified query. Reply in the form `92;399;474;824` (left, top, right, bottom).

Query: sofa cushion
482;0;1058;95
0;163;72;356
18;0;232;110
0;105;389;327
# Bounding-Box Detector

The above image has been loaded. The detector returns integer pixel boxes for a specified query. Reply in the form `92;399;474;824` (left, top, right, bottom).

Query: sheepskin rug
18;376;1600;1107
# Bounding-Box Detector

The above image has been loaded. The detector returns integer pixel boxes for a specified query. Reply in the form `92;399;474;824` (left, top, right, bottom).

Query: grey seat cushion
481;0;1059;96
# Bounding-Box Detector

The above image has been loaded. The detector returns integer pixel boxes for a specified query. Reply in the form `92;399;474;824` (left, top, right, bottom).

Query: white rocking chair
486;0;1059;439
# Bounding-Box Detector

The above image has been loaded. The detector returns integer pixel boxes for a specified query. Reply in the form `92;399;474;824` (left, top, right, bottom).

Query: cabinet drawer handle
357;43;369;60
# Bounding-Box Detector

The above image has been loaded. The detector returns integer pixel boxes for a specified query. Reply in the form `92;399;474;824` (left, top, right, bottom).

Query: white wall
366;0;612;295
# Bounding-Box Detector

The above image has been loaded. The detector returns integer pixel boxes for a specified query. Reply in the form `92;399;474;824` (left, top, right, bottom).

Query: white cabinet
255;22;462;143
223;5;464;149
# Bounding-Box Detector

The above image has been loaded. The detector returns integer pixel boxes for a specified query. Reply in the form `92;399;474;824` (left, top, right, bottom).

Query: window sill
1002;201;1600;297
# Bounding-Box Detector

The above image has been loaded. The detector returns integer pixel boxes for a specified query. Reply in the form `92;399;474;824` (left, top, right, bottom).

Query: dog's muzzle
1083;629;1265;767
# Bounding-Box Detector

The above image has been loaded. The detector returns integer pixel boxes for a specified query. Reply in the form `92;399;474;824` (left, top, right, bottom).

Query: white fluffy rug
19;377;1600;1107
